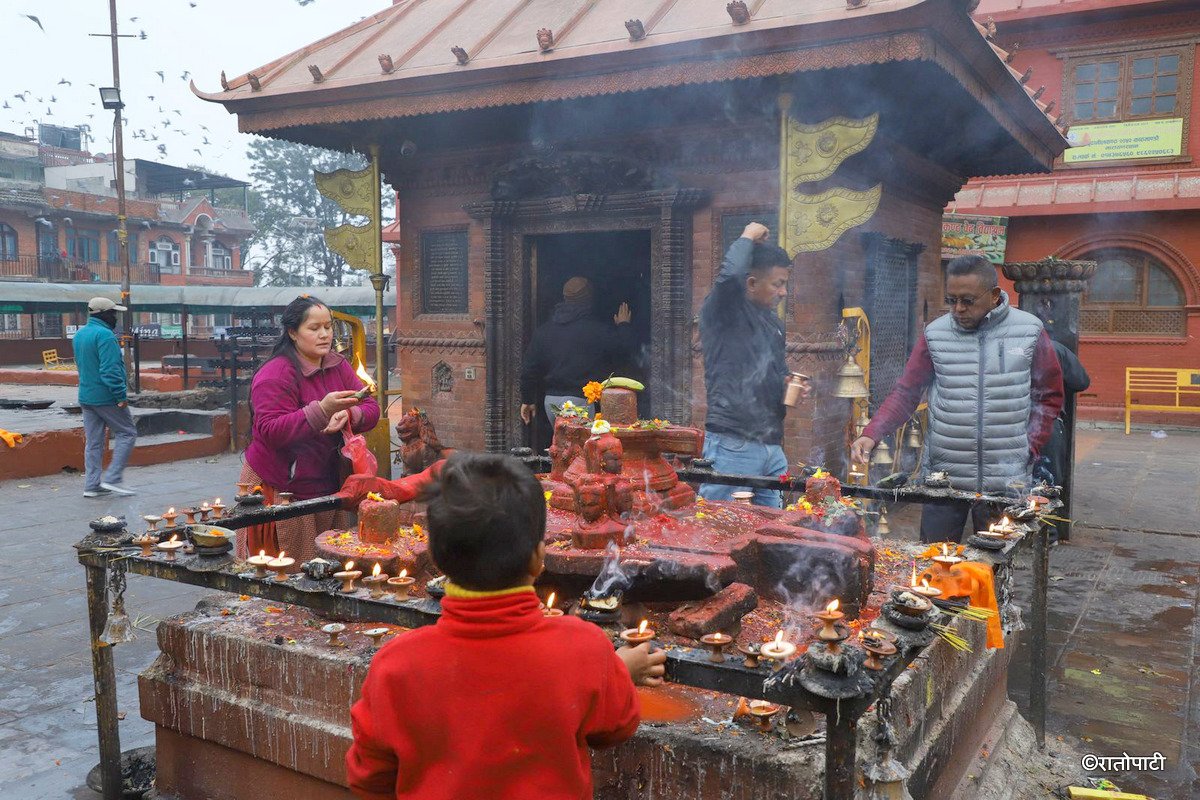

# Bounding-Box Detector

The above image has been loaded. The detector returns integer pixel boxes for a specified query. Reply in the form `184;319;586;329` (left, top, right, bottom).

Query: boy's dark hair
425;453;546;591
750;242;792;273
944;255;999;289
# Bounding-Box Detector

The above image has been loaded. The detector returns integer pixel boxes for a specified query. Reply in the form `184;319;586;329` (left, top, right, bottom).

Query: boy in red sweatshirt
345;453;665;800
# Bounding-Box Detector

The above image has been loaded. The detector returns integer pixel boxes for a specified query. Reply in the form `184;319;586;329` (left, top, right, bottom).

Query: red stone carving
395;408;450;476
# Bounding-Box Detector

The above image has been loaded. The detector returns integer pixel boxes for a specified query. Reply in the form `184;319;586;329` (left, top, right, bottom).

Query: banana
601;377;645;392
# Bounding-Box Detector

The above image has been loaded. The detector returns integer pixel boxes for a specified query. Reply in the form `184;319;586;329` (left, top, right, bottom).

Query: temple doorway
526;229;652;451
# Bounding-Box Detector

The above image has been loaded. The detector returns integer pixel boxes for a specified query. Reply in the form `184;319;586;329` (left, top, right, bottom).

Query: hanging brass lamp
831;354;869;399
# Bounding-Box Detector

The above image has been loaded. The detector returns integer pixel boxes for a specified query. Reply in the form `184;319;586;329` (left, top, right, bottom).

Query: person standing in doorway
851;256;1064;542
74;297;138;497
699;222;808;507
519;276;634;425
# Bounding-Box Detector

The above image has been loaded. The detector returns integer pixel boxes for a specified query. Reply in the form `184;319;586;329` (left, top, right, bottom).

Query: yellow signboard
1063;118;1183;164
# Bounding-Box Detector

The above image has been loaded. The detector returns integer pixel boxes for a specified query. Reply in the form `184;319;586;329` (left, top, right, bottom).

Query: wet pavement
0;427;1195;798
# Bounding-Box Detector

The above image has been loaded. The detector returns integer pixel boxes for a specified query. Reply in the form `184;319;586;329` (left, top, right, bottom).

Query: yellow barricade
1125;367;1200;434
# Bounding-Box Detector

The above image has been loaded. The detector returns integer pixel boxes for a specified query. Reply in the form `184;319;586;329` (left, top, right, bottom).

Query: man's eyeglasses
944;294;983;308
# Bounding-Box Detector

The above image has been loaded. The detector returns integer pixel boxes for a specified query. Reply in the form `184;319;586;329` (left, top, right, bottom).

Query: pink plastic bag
341;431;378;476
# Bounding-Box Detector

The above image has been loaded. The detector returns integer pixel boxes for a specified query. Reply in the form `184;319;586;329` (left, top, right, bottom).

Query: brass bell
905;423;922;451
877;507;891;535
831;354;869;399
870;439;894;468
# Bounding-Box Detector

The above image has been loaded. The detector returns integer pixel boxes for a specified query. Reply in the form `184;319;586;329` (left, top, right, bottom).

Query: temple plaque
420;229;468;314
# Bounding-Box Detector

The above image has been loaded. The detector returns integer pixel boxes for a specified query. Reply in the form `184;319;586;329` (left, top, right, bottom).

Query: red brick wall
1003;211;1200;425
392;126;960;468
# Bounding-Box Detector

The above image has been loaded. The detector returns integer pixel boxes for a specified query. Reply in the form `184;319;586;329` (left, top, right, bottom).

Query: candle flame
546;592;556;609
826;599;840;613
355;360;376;391
399;568;408;579
345;560;355;571
372;563;381;577
774;630;784;646
258;549;266;558
277;550;286;560
168;534;178;543
637;619;648;635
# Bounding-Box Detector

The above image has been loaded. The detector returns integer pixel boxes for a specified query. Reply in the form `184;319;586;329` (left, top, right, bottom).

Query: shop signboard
1064;118;1184;164
941;214;1008;264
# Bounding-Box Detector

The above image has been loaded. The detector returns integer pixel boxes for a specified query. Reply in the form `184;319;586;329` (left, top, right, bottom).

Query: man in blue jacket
73;297;137;497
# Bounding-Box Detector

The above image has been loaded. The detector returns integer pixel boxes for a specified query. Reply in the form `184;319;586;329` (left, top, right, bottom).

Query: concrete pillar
1000;258;1096;541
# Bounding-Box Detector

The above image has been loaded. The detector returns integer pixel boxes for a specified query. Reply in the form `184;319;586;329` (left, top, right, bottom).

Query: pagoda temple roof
195;0;1065;166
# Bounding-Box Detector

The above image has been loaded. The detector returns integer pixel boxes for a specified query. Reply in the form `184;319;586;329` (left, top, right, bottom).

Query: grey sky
2;0;386;182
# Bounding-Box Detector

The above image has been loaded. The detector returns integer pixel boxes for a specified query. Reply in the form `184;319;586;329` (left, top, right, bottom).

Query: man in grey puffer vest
852;256;1064;542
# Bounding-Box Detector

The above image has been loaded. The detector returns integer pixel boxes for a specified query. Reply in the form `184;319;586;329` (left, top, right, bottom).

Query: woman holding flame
236;295;380;563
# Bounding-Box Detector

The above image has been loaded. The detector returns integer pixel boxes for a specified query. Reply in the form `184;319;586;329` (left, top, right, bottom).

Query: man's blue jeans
698;430;788;508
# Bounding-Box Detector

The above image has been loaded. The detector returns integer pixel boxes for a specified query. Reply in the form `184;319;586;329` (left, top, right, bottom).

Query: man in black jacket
699;222;807;507
519;277;634;424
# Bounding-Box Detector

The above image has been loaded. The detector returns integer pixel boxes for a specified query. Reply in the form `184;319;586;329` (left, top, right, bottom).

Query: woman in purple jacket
236;295;380;563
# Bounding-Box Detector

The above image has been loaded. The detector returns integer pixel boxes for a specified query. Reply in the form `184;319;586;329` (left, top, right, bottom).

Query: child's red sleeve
584;649;640;749
346;670;399;800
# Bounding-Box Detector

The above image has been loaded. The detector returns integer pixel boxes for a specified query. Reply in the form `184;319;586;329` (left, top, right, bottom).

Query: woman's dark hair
265;295;330;378
425;453;546;591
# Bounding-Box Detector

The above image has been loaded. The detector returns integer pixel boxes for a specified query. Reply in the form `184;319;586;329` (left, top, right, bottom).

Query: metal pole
1030;518;1050;750
107;0;133;377
84;562;123;800
181;308;189;390
131;331;140;394
1060;393;1077;542
824;709;858;800
368;144;391;480
229;335;238;453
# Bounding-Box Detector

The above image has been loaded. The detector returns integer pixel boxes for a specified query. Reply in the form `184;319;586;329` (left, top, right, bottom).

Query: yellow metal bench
1125;367;1200;433
42;348;75;371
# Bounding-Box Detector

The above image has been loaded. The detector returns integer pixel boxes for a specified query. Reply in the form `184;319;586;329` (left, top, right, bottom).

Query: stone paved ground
0;428;1196;798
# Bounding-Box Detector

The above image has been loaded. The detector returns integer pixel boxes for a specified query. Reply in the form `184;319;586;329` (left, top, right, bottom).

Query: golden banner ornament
314;166;375;216
324;222;378;271
784;112;879;186
784;185;882;254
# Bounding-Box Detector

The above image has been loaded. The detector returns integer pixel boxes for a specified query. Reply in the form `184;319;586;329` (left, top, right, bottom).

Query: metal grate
865;236;921;413
1081;308;1185;337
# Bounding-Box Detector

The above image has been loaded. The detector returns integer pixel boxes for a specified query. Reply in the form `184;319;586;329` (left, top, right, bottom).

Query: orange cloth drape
242;481;279;557
921;559;1004;650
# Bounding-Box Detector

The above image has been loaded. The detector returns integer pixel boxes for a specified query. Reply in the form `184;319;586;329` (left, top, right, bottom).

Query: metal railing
0;255;161;284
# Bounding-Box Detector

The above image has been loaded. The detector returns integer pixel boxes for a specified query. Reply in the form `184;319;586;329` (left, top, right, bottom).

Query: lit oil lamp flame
922;577;931;590
941;543;949;557
399;568;408;579
826;599;840;614
911;563;918;586
345;560;355;571
773;630;784;647
372;562;382;578
167;507;175;514
277;550;286;560
258;549;266;558
1001;515;1012;528
168;534;178;544
546;592;556;610
355;360;376;393
637;619;648;635
214;497;221;505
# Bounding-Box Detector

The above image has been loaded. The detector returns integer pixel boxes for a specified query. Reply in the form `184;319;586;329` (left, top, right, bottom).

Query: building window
211;241;232;270
1080;248;1186;337
0;224;17;260
149;237;180;273
0;314;20;332
1068;46;1185;123
106;231;138;264
67;229;102;262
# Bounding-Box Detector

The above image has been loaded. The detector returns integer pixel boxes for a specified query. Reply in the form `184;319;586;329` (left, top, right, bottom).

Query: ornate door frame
466;188;710;452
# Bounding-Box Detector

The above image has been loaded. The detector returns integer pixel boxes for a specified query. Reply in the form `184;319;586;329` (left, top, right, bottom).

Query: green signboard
941;214;1008;264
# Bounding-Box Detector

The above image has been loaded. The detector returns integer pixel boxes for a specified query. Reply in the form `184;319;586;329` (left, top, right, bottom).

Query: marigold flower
583;381;604;404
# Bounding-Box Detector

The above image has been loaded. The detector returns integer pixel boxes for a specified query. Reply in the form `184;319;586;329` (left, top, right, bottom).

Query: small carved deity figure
565;422;634;549
394;408;450;476
536;28;554;52
549;414;584;478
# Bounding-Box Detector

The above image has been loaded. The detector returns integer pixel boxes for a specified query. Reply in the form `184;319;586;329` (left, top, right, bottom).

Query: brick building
201;0;1065;462
0;126;254;341
953;0;1200;424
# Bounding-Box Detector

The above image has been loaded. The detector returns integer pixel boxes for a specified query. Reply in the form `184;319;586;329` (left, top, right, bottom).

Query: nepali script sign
1064;118;1184;164
941;214;1008;264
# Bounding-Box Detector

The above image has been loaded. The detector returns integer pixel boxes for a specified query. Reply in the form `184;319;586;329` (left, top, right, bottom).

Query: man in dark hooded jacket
519;277;634;424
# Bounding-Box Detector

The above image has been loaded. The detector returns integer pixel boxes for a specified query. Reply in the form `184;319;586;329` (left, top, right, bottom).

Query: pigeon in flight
157;144;167;155
155;71;165;82
57;78;71;86
139;30;147;40
23;15;44;32
193;149;202;156
1;102;9;110
202;137;211;145
180;71;190;81
130;16;138;22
